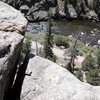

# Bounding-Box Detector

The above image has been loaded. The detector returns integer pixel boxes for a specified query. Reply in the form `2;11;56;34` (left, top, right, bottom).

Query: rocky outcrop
1;0;100;21
0;31;24;100
0;1;27;34
23;0;57;21
19;56;100;100
0;1;27;100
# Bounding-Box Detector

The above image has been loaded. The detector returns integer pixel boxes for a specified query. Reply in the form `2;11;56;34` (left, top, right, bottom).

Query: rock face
24;0;57;21
0;1;27;100
1;0;100;21
20;56;100;100
0;1;27;34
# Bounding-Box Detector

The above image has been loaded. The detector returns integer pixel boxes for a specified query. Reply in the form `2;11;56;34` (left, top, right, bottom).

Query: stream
26;20;100;46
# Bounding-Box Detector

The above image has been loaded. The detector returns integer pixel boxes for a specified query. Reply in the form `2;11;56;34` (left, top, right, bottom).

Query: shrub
86;68;100;86
96;48;100;67
20;38;31;64
81;46;91;54
82;54;95;71
75;70;83;81
54;35;69;48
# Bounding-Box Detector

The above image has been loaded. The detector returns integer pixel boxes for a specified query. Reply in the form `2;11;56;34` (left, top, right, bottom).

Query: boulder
0;31;24;100
20;56;100;100
27;10;48;21
1;0;100;21
0;1;27;34
26;0;57;21
20;5;30;15
0;1;27;100
66;4;77;19
87;10;98;21
0;0;100;21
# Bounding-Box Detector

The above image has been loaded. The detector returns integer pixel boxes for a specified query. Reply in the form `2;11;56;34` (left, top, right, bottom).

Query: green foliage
43;11;56;62
65;62;73;73
43;33;57;62
86;68;100;86
23;39;31;53
20;38;31;63
75;70;83;81
25;32;46;45
82;54;95;71
81;46;91;54
54;35;69;48
69;43;79;57
96;48;100;67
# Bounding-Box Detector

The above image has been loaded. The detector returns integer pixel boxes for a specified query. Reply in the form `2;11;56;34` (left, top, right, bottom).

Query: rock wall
0;1;27;100
0;0;100;21
20;56;100;100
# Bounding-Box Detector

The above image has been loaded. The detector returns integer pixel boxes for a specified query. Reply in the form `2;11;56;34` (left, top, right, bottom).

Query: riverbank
27;19;100;46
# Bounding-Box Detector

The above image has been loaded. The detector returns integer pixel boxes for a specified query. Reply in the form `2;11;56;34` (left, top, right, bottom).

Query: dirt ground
31;41;85;68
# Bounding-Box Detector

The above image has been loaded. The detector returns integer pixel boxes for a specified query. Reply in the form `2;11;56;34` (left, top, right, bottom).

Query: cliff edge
20;56;100;100
0;1;27;100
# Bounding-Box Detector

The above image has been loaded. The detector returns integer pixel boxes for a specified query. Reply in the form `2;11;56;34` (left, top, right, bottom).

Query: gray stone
0;31;24;100
1;0;100;21
87;10;98;20
20;56;100;100
0;1;27;100
0;1;27;33
27;10;48;21
66;4;77;19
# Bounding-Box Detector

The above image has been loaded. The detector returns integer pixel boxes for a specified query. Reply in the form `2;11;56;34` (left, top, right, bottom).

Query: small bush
81;46;91;54
86;68;100;86
20;38;31;64
82;54;95;71
54;35;69;48
75;70;83;81
96;48;100;67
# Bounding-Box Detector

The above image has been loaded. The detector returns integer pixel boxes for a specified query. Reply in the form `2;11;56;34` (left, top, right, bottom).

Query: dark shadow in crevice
8;53;35;100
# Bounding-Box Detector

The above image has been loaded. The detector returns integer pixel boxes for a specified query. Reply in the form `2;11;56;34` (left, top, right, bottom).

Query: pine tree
69;39;78;73
43;11;55;61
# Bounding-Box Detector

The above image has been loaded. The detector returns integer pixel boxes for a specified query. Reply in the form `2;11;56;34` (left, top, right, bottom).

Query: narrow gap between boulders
6;53;34;100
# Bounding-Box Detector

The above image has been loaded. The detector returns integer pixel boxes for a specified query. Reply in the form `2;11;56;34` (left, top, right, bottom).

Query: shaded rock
58;11;66;17
0;1;27;100
26;0;57;21
1;0;100;21
0;31;24;100
20;56;100;100
27;10;48;21
20;5;30;15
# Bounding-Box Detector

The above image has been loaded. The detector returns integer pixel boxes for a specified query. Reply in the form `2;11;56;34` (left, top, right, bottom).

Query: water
26;20;100;45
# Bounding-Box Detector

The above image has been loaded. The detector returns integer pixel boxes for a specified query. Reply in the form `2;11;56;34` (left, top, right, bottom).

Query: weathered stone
26;0;57;21
66;4;77;19
0;1;27;33
0;0;100;21
0;1;27;100
27;10;48;21
87;10;98;20
0;31;24;100
20;56;100;100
